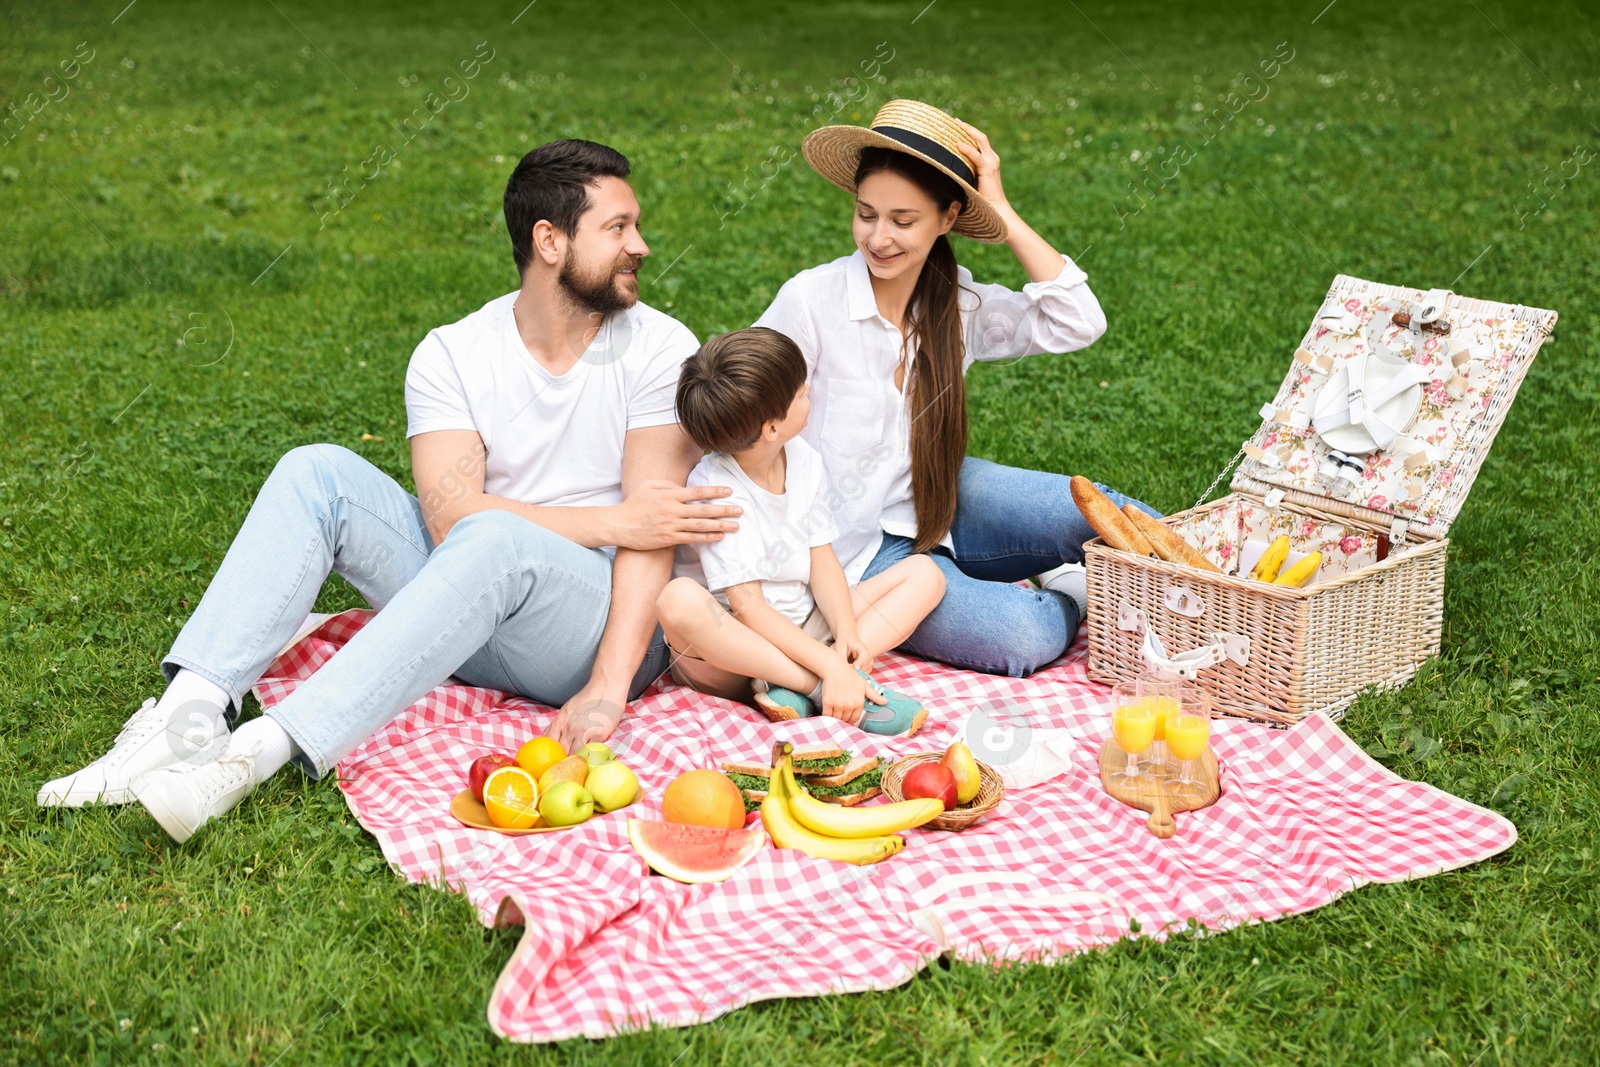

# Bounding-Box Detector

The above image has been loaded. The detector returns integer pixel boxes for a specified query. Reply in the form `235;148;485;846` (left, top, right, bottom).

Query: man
37;140;739;842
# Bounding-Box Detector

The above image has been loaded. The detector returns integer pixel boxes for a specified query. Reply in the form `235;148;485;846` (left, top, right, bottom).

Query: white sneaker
1036;561;1089;617
131;743;261;844
37;698;230;808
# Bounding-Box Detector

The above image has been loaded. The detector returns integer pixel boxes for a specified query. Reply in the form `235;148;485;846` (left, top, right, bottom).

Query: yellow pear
941;741;982;806
538;754;588;794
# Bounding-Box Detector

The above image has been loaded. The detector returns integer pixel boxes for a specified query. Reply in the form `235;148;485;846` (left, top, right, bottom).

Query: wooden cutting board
1097;742;1220;839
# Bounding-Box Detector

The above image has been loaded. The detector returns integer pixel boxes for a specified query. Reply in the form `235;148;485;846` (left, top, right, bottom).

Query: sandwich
722;744;883;810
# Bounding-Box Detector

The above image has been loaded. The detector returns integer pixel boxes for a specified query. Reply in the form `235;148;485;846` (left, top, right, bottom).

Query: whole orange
517;736;567;782
662;769;746;830
484;766;540;830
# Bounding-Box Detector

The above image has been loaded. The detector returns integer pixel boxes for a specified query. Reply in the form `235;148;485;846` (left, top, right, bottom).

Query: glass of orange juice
1110;681;1157;783
1140;674;1182;778
1166;687;1213;797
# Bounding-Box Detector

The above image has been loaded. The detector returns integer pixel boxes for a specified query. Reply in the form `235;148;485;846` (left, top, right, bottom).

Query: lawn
2;0;1597;1062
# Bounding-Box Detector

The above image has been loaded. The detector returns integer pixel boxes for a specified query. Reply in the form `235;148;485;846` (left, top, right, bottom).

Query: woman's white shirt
753;250;1105;581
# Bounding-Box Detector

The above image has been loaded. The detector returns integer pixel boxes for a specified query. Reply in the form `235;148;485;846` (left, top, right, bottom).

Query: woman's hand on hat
955;119;1009;212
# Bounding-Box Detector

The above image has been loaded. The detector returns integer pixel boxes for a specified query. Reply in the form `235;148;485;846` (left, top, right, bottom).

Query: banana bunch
760;745;940;865
1249;535;1291;581
1273;551;1322;587
1248;535;1320;588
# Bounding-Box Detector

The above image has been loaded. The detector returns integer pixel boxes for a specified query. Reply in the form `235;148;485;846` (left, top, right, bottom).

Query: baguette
1121;505;1220;573
1070;476;1155;556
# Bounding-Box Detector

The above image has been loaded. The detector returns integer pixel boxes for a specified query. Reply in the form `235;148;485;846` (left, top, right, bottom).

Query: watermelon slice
627;819;766;884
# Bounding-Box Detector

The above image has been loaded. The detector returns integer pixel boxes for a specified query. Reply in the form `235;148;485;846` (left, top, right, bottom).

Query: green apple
585;760;639;813
539;781;595;827
577;742;616;766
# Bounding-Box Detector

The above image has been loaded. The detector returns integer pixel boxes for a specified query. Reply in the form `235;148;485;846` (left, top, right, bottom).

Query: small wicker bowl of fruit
881;743;1004;831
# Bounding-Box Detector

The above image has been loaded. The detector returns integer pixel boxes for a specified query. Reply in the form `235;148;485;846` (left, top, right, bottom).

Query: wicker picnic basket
1086;275;1557;725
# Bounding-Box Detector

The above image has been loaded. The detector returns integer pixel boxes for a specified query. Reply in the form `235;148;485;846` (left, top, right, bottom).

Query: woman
755;99;1153;677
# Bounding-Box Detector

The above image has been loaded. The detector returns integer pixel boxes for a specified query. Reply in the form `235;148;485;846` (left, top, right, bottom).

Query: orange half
484;766;540;829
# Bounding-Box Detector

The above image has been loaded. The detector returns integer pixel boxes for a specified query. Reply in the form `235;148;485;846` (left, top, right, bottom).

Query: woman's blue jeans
162;444;668;779
860;457;1158;677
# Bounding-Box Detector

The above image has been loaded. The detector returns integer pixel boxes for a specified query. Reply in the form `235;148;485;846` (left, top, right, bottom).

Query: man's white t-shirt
678;438;839;625
405;291;698;543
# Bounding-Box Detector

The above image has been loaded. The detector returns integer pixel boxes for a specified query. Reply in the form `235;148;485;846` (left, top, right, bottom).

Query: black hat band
872;125;977;187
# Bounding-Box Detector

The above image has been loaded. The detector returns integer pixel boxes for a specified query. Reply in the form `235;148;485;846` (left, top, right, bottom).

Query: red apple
901;762;958;810
467;753;518;803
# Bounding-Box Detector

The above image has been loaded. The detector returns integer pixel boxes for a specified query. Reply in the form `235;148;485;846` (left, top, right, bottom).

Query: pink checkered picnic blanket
254;609;1515;1042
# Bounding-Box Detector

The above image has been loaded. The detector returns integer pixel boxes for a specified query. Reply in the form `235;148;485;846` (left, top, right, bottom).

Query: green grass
3;0;1598;1062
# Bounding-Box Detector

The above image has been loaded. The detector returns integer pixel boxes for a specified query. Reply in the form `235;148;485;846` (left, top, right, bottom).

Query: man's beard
557;251;641;316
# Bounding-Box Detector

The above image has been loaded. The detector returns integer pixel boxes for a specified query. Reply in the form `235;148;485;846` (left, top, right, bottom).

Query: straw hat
801;100;1008;243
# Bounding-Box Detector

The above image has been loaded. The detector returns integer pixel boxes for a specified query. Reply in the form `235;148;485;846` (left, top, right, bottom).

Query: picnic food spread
256;608;1522;1041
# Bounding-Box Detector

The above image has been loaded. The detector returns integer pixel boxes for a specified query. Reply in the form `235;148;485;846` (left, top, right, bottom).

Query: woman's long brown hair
854;147;968;553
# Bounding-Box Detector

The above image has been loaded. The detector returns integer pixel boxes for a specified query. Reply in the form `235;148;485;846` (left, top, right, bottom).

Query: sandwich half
722;749;883;809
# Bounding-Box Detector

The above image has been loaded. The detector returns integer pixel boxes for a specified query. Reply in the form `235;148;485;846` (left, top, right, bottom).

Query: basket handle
1117;604;1250;679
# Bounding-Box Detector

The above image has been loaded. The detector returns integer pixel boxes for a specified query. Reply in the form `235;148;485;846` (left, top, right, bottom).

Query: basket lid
1228;275;1557;538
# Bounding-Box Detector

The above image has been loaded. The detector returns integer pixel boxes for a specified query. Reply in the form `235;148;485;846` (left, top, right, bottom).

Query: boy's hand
835;632;875;674
818;659;887;725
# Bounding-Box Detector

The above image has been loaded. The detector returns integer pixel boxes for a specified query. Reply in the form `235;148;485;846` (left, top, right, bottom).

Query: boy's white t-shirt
678;438;840;625
404;291;697;539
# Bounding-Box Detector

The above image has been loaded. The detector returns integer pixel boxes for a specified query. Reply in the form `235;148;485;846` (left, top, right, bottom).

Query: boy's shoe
131;742;261;844
856;671;930;738
754;673;929;736
753;682;816;722
37;697;229;808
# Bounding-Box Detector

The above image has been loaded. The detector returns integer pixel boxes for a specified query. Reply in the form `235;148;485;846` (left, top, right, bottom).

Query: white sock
1037;561;1089;617
227;716;297;784
158;668;231;720
153;669;231;757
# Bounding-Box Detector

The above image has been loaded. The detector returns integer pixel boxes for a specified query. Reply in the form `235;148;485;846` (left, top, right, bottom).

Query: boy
656;327;944;735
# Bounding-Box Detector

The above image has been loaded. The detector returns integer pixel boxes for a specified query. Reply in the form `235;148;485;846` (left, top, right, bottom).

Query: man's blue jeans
861;457;1157;677
162;444;668;779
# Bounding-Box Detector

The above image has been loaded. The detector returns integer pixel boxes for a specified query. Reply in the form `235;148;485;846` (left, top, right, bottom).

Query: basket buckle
1163;586;1206;617
1121;611;1251;679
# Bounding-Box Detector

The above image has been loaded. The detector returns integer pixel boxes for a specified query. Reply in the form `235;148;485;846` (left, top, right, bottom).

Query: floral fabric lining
1178;497;1389;582
1234;277;1553;534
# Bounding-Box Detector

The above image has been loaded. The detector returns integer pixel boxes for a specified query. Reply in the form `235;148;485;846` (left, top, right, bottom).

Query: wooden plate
448;789;645;836
1097;742;1219;839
